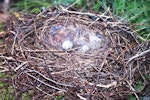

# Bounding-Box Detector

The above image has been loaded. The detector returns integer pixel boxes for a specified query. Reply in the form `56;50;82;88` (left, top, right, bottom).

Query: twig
66;0;79;9
0;69;9;73
89;48;112;94
88;81;117;88
86;0;93;12
17;49;64;53
126;81;140;100
137;35;147;41
0;55;15;61
26;68;74;87
14;61;28;72
11;31;18;55
77;93;87;100
25;72;67;92
117;26;140;46
59;5;112;19
126;49;150;65
36;86;52;97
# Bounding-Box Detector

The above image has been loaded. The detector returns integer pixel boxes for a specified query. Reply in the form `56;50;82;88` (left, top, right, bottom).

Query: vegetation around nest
10;0;150;40
0;6;149;99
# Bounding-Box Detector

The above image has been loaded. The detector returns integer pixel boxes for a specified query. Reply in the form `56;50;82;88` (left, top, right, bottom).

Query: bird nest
0;6;150;99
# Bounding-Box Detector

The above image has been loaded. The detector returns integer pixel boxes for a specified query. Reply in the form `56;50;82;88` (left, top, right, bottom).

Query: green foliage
22;93;30;100
12;0;150;37
12;0;52;13
58;0;75;5
77;0;150;39
52;0;76;6
0;23;4;32
136;80;144;92
128;95;137;100
92;0;102;12
78;0;150;39
56;95;64;100
148;72;150;78
76;0;86;8
128;94;143;100
113;0;150;39
0;73;14;100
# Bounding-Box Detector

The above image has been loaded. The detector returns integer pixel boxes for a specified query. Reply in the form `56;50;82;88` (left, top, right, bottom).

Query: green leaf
77;0;85;7
31;8;41;14
93;2;101;12
136;81;144;92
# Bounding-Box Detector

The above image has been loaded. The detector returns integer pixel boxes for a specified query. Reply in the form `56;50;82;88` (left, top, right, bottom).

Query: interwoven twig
0;6;149;100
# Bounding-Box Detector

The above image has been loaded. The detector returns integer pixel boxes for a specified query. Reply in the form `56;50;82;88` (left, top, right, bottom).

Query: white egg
79;45;89;52
62;40;73;50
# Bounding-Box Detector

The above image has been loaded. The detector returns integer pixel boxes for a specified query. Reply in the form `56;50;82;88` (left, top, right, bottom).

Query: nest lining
0;6;150;100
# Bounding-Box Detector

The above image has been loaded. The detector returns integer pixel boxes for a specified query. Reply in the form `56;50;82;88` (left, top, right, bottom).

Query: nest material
0;6;150;100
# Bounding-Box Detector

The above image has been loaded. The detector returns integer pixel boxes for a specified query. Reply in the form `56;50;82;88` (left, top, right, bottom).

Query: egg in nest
43;24;106;52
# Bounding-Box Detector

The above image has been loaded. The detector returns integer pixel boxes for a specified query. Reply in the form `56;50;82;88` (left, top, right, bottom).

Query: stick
88;81;117;88
126;49;150;64
25;72;67;92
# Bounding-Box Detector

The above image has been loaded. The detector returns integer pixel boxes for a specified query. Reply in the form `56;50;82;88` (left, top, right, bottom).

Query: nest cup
1;6;150;99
